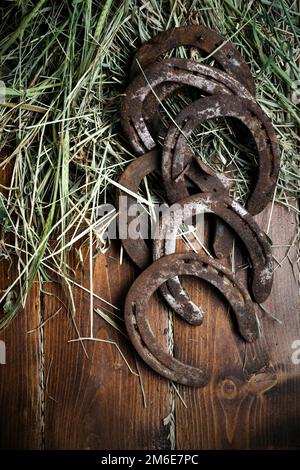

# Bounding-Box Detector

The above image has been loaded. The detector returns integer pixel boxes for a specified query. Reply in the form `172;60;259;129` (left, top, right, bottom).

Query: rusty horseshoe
118;27;280;378
125;252;258;387
162;93;280;216
120;59;271;259
118;151;272;333
117;150;204;325
153;192;273;307
130;24;255;95
121;58;266;259
129;25;256;147
121;58;254;155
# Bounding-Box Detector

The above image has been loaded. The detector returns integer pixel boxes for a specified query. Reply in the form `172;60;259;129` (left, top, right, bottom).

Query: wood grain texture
174;204;300;449
0;204;299;449
0;280;41;449
43;242;171;450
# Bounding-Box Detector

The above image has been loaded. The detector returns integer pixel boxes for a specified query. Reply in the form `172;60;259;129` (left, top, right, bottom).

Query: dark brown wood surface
174;205;300;449
0;203;299;449
0;266;41;449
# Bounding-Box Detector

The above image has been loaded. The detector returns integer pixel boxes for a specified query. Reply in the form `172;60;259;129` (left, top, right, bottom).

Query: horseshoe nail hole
203;176;208;181
217;271;224;277
202;263;208;269
183;258;192;264
213;188;217;192
227;53;233;59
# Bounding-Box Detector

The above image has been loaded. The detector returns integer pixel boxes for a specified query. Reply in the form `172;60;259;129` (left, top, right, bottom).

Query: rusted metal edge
120;59;273;259
162;93;280;216
125;252;258;387
153;192;273;305
118;151;272;335
117;150;204;325
130;24;255;96
121;57;254;155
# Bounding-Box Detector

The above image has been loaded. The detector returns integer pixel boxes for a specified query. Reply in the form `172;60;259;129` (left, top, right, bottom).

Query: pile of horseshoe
117;25;280;387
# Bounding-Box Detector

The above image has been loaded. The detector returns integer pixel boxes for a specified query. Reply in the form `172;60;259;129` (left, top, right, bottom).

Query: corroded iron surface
161;94;280;215
117;150;204;325
125;253;258;387
130;24;255;95
153;192;273;305
116;25;280;386
121;58;253;155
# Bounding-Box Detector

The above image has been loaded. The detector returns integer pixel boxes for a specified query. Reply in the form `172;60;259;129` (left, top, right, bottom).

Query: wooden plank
43;242;172;450
0;280;41;449
174;204;300;449
0;202;298;449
